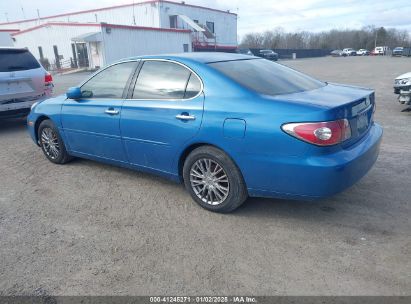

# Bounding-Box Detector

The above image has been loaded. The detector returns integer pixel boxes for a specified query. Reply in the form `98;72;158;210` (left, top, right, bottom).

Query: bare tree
240;26;411;50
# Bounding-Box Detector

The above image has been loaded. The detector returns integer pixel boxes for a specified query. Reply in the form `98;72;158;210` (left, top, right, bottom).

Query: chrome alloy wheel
190;158;230;205
40;127;60;160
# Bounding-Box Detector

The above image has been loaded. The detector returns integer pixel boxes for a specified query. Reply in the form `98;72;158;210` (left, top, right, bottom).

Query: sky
1;0;410;38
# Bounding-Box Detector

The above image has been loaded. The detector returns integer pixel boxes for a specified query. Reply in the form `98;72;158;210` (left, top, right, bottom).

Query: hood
395;72;411;80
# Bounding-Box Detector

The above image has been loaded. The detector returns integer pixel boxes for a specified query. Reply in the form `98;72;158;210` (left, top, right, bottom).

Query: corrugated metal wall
0;32;13;46
0;4;160;30
13;24;103;68
102;26;192;64
0;2;237;48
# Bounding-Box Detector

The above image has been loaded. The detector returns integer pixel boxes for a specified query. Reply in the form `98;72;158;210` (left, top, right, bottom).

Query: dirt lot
0;56;410;296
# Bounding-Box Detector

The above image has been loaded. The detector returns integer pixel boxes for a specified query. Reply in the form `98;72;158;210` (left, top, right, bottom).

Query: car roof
124;52;258;64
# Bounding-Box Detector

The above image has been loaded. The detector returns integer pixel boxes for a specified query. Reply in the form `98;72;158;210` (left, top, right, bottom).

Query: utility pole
132;0;136;25
21;5;26;19
37;9;40;20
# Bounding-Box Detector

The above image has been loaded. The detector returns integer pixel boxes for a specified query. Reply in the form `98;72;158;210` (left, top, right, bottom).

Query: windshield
0;49;40;72
208;59;325;96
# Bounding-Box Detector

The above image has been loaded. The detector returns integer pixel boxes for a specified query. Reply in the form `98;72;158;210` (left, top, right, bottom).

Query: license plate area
0;80;33;95
357;110;370;134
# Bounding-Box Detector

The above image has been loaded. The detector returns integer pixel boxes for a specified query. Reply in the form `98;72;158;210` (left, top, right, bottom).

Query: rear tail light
45;73;53;83
282;119;351;146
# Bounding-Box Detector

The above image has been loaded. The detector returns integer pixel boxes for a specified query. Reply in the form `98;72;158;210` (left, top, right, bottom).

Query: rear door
120;59;204;173
61;61;138;162
0;49;46;106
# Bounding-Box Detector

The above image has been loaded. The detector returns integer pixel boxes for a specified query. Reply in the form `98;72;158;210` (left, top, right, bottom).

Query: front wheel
38;119;72;164
183;146;248;213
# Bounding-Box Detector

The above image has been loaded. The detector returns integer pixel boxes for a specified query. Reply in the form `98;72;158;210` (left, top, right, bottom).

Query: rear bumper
0;108;31;119
246;123;383;199
0;98;47;118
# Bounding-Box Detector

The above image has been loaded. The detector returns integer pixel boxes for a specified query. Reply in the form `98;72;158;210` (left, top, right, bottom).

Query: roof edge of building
0;29;20;32
0;0;237;26
11;22;192;36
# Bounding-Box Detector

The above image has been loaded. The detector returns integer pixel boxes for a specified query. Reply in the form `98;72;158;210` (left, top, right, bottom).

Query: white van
373;46;389;55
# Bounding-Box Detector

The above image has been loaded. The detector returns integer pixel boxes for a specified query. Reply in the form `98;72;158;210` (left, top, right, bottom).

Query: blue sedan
27;53;382;212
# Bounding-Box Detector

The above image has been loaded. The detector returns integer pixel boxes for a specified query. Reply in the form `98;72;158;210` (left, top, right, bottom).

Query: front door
121;60;204;173
76;43;89;68
61;61;138;162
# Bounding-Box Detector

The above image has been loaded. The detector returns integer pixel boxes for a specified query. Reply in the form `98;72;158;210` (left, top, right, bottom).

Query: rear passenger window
133;61;192;99
184;73;202;98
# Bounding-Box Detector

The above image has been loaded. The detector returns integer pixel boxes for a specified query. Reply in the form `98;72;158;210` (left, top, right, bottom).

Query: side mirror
66;87;82;99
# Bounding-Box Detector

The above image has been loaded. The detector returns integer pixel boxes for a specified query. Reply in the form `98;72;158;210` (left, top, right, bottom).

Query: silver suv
0;47;53;118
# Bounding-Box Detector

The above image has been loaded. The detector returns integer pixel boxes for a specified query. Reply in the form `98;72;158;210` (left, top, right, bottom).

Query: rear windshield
0;49;40;72
208;59;325;96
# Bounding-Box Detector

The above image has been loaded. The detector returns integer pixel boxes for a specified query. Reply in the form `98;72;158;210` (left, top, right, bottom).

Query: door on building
76;43;89;68
89;42;102;69
71;43;78;67
121;60;204;173
61;61;138;162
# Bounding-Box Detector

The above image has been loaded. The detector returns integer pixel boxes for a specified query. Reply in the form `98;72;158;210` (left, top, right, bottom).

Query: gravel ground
0;56;410;296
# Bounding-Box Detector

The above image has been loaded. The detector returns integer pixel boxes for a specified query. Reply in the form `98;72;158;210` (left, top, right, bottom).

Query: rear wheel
183;146;247;213
38;119;72;164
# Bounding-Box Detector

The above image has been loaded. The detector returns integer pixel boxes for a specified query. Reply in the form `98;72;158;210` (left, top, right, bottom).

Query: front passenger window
81;62;137;99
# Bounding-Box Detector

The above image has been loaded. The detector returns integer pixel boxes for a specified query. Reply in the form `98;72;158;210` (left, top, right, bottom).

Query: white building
0;29;18;46
0;1;237;70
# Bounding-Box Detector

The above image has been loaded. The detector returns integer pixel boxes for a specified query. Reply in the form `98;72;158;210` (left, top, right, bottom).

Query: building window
193;19;199;24
206;21;214;33
183;44;189;52
169;15;178;28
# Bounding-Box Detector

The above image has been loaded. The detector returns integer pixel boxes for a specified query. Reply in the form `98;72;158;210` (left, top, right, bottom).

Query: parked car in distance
394;72;411;106
342;48;357;56
236;48;253;56
27;53;382;213
392;47;404;56
373;46;389;55
357;49;370;56
0;47;53;119
393;72;410;93
258;49;278;61
330;49;346;57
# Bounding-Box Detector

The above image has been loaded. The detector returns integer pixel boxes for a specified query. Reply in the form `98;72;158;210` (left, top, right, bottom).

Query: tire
38;119;72;164
183;146;248;213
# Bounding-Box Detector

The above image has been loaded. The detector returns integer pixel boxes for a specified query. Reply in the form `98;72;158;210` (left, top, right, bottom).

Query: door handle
105;108;119;115
176;114;196;121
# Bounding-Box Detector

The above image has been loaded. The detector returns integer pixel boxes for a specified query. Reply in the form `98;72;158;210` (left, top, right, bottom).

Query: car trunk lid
277;83;375;145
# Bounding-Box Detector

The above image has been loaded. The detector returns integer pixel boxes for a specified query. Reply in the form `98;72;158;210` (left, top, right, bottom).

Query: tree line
240;26;411;50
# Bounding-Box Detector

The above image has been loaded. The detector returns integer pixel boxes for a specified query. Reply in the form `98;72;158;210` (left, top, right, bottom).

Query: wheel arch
177;142;245;184
34;115;51;145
